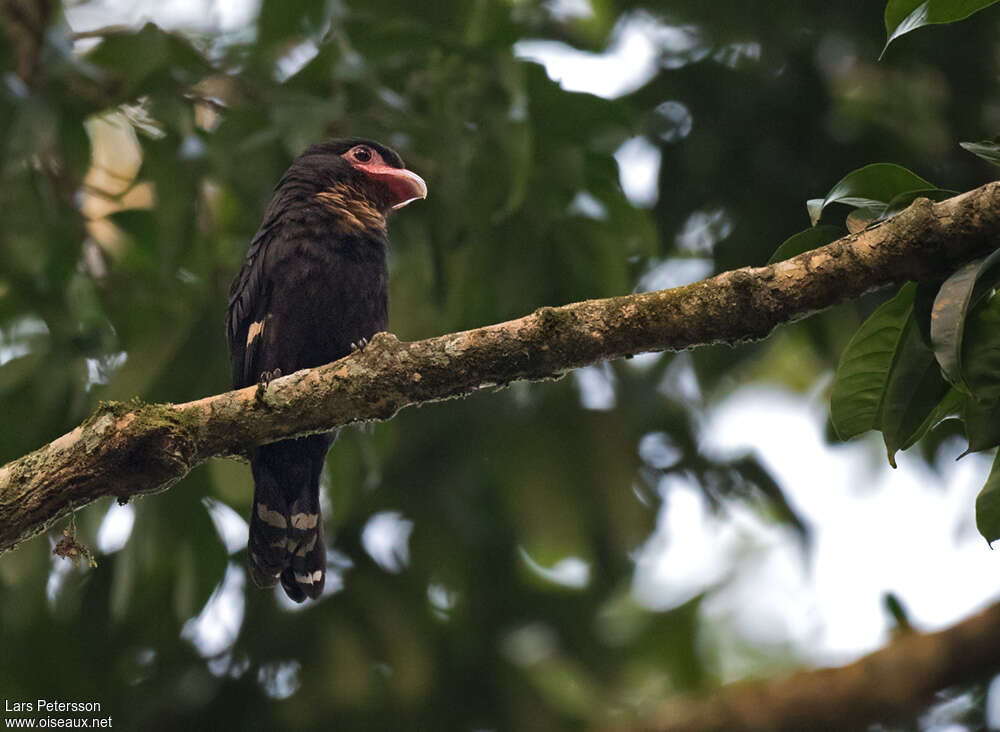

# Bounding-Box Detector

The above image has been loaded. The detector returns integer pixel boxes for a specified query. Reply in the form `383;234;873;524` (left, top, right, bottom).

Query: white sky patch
502;622;557;666
0;343;31;366
85;351;127;391
615;136;660;208
625;351;665;372
920;691;979;730
321;549;352;597
126;648;158;685
179;136;206;160
203;497;248;555
515;13;703;99
652;100;693;143
514;18;655;99
696;386;1000;663
215;0;260;32
0;315;48;367
207;650;250;679
362;511;414;574
181;562;246;658
514;37;654;99
676;208;733;254
657;351;702;404
275;39;319;82
97;501;135;554
377;87;409;111
568;191;608;220
46;552;76;608
66;0;260;34
638;431;683;470
636;257;713;292
574;363;616;410
519;548;591;589
545;0;594;21
633;474;735;610
428;582;459;619
714;41;762;69
319;470;334;522
258;660;302;700
987;675;1000;729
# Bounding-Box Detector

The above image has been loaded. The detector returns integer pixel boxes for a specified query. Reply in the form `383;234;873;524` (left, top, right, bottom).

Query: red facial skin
341;145;428;210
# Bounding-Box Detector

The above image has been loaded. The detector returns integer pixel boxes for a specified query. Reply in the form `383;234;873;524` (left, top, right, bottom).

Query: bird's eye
353;146;373;163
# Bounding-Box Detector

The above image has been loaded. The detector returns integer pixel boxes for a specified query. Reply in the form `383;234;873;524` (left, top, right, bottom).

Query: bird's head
295;137;427;216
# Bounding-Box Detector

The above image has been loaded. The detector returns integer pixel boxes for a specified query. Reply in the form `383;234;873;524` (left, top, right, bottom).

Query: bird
226;138;427;602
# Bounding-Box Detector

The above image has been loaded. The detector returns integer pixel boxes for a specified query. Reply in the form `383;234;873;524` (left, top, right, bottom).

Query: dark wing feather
227;222;276;389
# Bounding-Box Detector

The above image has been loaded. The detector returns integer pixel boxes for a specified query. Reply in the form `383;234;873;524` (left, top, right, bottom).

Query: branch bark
1;182;998;556
597;599;1000;732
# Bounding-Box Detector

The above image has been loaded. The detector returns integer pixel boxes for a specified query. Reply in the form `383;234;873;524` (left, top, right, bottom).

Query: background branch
599;599;1000;732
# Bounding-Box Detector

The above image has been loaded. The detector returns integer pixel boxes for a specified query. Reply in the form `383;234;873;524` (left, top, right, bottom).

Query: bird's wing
227;222;276;389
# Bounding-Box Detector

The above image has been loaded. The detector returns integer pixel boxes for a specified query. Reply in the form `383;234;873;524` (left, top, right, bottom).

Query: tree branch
1;182;998;555
597;599;1000;732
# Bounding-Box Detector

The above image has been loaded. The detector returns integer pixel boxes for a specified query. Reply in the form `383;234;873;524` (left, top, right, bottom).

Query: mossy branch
1;181;999;556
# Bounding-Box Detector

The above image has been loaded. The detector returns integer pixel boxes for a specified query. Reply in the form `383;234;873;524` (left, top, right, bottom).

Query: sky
59;0;1000;710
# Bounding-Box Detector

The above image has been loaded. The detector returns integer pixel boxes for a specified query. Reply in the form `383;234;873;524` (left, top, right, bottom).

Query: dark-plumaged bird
226;138;427;602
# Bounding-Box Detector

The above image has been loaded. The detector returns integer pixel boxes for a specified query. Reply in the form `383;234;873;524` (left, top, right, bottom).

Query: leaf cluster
806;155;1000;542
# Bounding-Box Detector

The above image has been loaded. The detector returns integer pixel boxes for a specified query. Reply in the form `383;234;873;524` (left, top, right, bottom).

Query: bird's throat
315;183;387;236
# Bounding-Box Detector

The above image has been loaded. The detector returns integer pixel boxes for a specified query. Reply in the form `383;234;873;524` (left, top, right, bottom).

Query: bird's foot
350;337;369;353
255;368;282;404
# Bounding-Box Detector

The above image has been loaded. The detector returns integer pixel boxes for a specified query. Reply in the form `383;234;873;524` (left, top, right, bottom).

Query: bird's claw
255;368;282;404
350;337;369;353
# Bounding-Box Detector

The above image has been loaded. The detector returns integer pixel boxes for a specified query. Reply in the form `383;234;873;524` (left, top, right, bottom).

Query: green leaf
913;280;941;349
962;396;1000;453
882;0;1000;57
831;283;916;440
879;314;951;466
827;280;950;462
930;251;1000;391
809;164;934;226
87;23;210;98
839;189;953;233
883;592;913;632
806;198;824;226
767;225;842;264
840;188;954;232
0;351;46;391
883;187;957;217
729;456;809;542
975;449;1000;544
960;139;1000;167
899;386;963;451
962;294;1000;400
846;204;887;233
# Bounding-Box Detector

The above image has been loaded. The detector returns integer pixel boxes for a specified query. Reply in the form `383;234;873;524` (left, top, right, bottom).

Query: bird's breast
268;229;389;367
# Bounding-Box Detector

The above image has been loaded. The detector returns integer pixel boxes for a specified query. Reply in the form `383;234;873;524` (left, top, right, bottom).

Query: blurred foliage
0;0;998;730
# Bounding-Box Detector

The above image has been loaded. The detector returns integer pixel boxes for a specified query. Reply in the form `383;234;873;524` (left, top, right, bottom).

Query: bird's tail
247;433;336;602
